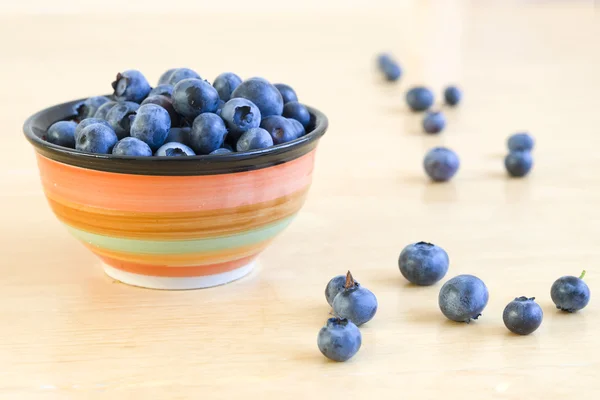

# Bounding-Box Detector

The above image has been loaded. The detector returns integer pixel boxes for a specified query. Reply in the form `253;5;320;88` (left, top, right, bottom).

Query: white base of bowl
103;262;256;290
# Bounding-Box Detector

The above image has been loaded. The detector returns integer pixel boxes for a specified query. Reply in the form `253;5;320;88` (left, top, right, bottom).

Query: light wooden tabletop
1;2;599;398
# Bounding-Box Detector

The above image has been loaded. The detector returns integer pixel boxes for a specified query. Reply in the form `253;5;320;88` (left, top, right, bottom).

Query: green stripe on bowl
65;215;295;255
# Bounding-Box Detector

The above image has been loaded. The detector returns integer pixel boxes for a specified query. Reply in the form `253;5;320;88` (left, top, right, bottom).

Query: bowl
23;97;328;290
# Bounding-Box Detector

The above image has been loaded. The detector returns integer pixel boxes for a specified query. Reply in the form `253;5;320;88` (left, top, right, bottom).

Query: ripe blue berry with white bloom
332;271;378;326
325;275;347;306
155;142;196;157
406;87;434;112
75;118;112;141
190;113;228;155
130;104;171;151
213;72;242;102
398;241;449;286
220;98;262;139
106;101;140;139
168;68;201;85
76;124;118;154
274;83;298;104
112;70;151;103
172;78;220;120
503;297;543;335
46;121;77;148
443;86;462;106
422;111;446;134
317;318;361;362
260;116;298;145
112;137;152;156
377;53;402;81
149;84;174;98
236;128;273;152
282;101;310;128
141;95;179;127
94;101;117;120
424;147;460;182
439;275;489;323
232;77;284;117
505;151;533;177
158;68;177;85
551;271;590;313
77;96;111;119
507;133;534;152
287;118;306;138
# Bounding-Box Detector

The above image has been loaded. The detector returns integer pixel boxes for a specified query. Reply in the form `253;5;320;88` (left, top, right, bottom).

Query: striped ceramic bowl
24;98;327;290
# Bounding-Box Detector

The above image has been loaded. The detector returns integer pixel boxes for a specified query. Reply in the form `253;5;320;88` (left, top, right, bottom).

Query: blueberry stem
344;271;355;289
579;270;587;280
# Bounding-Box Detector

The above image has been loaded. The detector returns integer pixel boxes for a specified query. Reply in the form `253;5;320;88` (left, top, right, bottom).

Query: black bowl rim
23;97;328;176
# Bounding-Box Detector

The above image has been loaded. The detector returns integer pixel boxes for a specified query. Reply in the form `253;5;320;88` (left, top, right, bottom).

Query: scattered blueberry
75;118;112;141
507;133;534;152
190;113;228;155
149;84;174;98
213;72;242;102
325;275;348;306
168;68;201;85
112;70;151;103
503;296;543;335
94;101;117;120
398;242;449;286
130;104;171;151
287;118;306;137
155;142;196;157
165;127;191;146
377;53;402;81
274;83;298;104
141;95;179;126
106;101;140;139
112;137;153;156
422;111;446;134
551;271;590;313
236;128;274;152
332;271;378;326
77;96;111;119
424;147;460;182
505;151;533;177
444;86;462;106
232;77;284;117
221;98;262;140
209;148;233;155
439;274;489;323
76;123;118;154
282;101;310;128
157;68;177;85
406;87;434;112
172;78;220;120
46;121;77;148
317;317;362;362
260;115;298;145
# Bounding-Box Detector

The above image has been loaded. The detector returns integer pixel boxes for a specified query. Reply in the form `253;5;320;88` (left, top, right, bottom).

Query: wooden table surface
1;2;599;398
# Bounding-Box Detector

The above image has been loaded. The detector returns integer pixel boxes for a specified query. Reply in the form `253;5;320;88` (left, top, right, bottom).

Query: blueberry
46;121;77;148
75;118;112;141
551;271;590;313
77;96;111;119
282;101;310;128
168;68;201;85
444;86;462;106
190;113;228;155
377;53;402;81
141;95;179;126
220;98;262;140
216;99;225;116
236;128;274;152
112;137;152;156
172;78;220;120
76;123;118;154
106;101;140;139
317;317;361;362
422;111;446;134
507;133;534;152
94;101;117;120
165;127;191;146
424;147;460;182
503;296;543;335
155;142;196;157
130;104;171;152
505;151;533;177
112;70;151;103
398;241;449;286
157;68;177;85
213;72;242;102
149;84;174;98
232;77;284;117
260;116;298;145
274;83;298;104
287;118;306;137
209;148;233;155
332;271;378;326
406;87;434;112
325;275;348;306
439;275;489;323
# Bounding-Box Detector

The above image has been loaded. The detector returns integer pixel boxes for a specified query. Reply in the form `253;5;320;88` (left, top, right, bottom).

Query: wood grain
1;2;599;398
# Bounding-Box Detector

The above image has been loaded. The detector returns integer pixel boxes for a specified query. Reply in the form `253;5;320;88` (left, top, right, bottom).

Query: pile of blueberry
318;241;591;362
44;68;313;156
377;53;534;182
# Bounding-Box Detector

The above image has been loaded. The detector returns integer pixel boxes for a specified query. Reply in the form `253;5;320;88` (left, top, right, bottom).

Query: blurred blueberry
260;115;298;144
158;68;177;85
77;96;111;119
46;121;77;148
149;84;174;98
274;83;298;104
209;148;233;155
444;86;462;106
439;275;489;323
424;147;460;182
505;151;533;177
168;68;201;85
317;318;361;362
398;241;449;286
422;111;446;134
377;53;402;81
94;101;117;120
406;87;434;112
551;271;590;313
282;101;310;128
507;133;534;152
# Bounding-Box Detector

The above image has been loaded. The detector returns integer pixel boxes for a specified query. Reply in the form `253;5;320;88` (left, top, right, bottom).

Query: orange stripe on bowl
100;254;257;277
37;150;315;213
